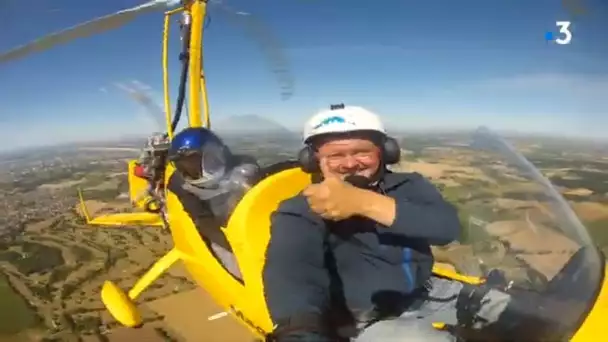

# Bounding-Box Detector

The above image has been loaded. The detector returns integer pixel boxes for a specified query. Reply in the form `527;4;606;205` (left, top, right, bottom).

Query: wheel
100;281;142;328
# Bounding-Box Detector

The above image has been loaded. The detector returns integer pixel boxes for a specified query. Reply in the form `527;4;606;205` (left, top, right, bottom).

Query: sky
0;0;607;150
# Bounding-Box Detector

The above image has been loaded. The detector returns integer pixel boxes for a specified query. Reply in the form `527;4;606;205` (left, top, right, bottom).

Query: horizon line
2;127;606;156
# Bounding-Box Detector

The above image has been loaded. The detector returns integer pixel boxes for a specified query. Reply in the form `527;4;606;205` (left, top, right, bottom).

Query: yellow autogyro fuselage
130;1;279;335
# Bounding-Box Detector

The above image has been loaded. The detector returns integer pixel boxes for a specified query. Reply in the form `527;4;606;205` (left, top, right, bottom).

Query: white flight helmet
303;105;386;143
298;104;400;174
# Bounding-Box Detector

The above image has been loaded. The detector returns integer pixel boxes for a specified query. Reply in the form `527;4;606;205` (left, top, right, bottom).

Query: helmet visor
173;143;227;185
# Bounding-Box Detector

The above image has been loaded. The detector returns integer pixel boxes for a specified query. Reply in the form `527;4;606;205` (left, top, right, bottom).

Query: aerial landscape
0;0;606;341
0;121;607;341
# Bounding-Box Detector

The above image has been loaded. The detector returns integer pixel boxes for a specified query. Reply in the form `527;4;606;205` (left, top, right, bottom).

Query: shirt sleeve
386;174;460;246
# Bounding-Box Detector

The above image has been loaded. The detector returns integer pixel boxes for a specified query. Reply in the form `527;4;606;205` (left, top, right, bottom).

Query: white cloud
130;79;152;91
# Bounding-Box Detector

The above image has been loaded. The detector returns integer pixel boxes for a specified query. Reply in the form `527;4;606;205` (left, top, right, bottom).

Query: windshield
409;127;605;338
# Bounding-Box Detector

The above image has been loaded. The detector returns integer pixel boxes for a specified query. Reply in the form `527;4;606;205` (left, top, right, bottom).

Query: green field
0;273;39;335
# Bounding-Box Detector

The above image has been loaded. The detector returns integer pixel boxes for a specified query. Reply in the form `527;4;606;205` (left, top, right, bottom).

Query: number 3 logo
555;21;572;45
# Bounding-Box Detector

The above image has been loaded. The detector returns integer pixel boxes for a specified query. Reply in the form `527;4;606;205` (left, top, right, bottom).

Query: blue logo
313;116;348;129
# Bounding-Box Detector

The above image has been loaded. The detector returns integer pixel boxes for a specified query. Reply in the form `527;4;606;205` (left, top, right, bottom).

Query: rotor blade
0;0;178;64
210;1;295;100
115;81;166;131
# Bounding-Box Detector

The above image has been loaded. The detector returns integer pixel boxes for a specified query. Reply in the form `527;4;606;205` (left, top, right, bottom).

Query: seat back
127;160;151;205
224;166;311;329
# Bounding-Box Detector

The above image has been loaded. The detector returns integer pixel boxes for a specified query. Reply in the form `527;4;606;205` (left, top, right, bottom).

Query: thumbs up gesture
302;158;363;221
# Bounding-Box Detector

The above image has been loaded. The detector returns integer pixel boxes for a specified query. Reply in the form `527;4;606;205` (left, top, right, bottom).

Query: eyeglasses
322;150;377;165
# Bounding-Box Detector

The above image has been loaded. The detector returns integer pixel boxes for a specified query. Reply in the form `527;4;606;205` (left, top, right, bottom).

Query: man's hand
303;159;363;221
303;177;363;220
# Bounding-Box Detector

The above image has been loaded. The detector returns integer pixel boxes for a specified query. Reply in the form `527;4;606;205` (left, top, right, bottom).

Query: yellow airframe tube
162;6;185;139
127;248;182;299
165;7;184;16
187;1;207;128
199;16;211;129
162;11;174;139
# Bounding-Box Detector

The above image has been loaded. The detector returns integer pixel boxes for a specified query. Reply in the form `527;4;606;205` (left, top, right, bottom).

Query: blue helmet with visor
168;127;231;187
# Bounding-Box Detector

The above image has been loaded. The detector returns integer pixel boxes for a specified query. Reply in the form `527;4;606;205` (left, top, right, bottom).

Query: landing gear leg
101;248;182;327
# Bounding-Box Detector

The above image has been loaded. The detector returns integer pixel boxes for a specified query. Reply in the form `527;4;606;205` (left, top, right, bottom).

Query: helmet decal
312;116;355;130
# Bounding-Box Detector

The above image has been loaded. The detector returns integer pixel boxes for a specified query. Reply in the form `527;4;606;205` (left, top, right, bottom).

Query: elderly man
262;104;464;341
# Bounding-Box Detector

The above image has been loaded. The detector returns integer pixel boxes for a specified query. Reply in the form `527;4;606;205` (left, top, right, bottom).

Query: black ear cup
297;145;319;173
382;137;401;165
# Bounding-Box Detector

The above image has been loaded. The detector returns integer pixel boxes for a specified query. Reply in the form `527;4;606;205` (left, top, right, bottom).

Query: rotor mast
186;0;210;129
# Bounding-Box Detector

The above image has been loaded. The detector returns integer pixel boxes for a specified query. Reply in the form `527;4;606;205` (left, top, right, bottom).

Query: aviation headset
297;103;401;174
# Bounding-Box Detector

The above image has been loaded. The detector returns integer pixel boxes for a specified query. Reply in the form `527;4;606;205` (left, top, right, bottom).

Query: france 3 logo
545;0;586;45
545;21;572;45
